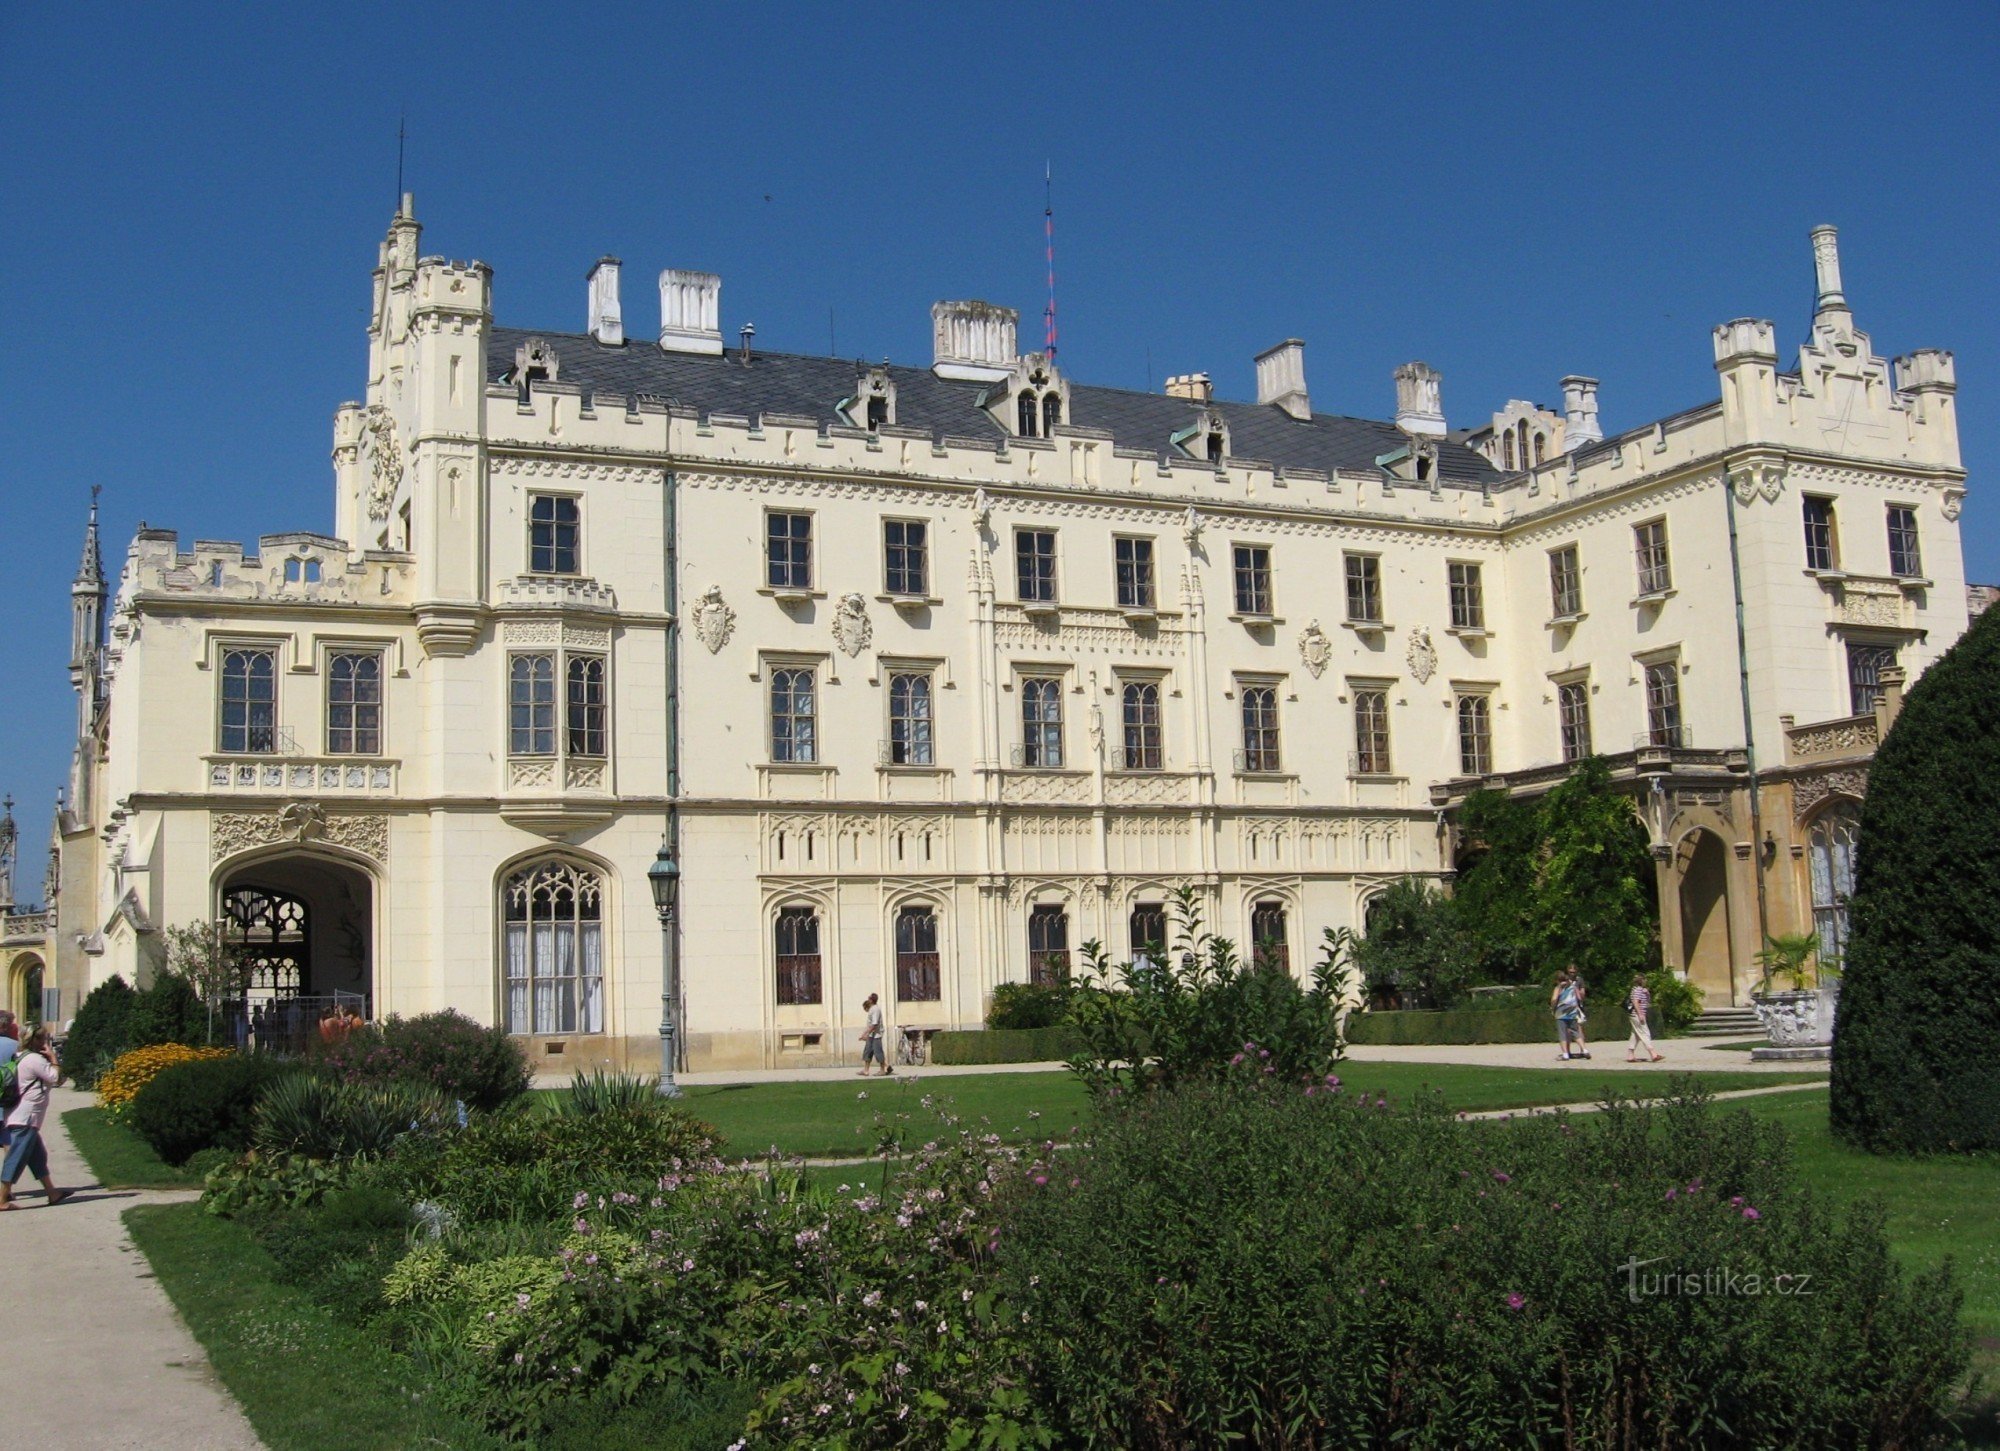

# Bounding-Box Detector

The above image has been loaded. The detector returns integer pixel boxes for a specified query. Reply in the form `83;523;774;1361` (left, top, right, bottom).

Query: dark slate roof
489;326;1508;488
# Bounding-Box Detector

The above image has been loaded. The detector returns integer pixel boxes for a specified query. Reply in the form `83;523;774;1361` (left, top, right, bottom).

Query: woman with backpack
0;1028;70;1210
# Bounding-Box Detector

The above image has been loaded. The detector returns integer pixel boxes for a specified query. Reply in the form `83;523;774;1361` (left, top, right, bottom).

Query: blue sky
2;2;1995;875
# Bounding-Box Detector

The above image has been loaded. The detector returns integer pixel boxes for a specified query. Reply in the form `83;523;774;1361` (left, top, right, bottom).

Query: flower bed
95;1042;233;1115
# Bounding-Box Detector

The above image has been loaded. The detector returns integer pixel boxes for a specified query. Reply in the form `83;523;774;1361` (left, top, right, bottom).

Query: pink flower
1505;1292;1526;1311
1491;1170;1511;1183
1665;1188;1678;1201
1742;1207;1761;1221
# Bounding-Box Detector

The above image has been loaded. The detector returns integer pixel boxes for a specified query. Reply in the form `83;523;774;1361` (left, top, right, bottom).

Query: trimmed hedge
1832;604;2000;1152
1345;1004;1656;1046
930;1026;1086;1065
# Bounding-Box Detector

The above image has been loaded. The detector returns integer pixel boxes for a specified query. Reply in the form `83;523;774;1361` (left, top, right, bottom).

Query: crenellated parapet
118;530;415;608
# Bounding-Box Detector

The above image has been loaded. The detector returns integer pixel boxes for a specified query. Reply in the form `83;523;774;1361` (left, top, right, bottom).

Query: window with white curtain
501;860;605;1035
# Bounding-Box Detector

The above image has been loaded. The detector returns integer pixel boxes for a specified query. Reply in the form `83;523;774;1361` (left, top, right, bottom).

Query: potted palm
1749;931;1840;1059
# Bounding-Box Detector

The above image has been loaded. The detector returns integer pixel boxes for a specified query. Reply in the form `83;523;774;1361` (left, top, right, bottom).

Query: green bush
555;1069;660;1116
1645;967;1705;1034
1346;1004;1648;1046
930;1025;1086;1065
63;976;137;1088
129;1054;292;1165
988;981;1071;1030
128;972;214;1049
1833;606;2000;1152
314;1009;529;1112
994;1077;1970;1447
317;1184;410;1232
1354;876;1480;1008
253;1074;454;1161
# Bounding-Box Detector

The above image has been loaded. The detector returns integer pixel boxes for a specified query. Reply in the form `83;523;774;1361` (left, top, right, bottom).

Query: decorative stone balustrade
1;911;51;944
207;757;398;794
497;575;619;613
1785;714;1878;764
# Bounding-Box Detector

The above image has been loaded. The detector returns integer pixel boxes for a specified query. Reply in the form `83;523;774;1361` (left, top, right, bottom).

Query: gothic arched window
501;860;605;1034
896;904;941;1002
1807;804;1860;967
1042;392;1062;435
1017;391;1039;437
775;905;821;1005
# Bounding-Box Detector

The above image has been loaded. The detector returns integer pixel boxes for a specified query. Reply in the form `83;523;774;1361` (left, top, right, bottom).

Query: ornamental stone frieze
359;405;404;521
1793;768;1867;821
210;804;389;866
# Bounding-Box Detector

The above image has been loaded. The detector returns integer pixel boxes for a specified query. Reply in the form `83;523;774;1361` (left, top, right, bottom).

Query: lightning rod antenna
1043;162;1058;360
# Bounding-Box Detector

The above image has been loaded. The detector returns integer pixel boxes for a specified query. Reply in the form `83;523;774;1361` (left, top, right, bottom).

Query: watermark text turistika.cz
1620;1256;1814;1302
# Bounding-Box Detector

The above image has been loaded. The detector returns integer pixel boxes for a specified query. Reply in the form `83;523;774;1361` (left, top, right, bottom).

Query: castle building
50;205;1970;1068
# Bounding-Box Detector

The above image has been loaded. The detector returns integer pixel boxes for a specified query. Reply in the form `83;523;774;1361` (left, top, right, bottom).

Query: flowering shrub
96;1042;232;1115
993;1077;1970;1447
313;1010;529;1111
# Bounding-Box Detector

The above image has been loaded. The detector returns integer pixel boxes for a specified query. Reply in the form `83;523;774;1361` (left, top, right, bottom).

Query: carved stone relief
359;405;403;522
211;806;388;866
691;586;736;654
1405;626;1437;685
1793;767;1867;821
1297;621;1332;679
832;592;874;657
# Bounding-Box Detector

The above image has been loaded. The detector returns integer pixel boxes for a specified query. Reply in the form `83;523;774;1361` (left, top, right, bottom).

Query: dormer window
513;338;560;403
1042;393;1062;434
866;396;888;431
1415;449;1434;483
852;366;896;432
1206;429;1225;463
1018;390;1039;437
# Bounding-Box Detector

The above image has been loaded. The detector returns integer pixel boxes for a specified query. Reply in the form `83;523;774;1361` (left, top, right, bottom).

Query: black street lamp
646;838;681;1097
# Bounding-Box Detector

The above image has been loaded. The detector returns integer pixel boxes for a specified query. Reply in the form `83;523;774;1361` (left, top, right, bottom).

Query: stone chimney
930;301;1018;382
1560;376;1603;452
1393;362;1445;437
1810;224;1848;320
1255;340;1310;421
1164;373;1213;403
587;257;623;346
659;268;723;355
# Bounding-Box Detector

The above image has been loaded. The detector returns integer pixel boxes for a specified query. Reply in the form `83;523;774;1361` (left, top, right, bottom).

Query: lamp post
647;838;681;1097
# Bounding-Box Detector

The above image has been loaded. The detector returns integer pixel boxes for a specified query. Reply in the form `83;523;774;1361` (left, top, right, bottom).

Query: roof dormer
842;365;896;432
1172;406;1231;464
987;351;1070;438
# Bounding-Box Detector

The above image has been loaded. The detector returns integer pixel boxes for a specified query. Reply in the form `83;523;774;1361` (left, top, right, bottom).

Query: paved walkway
538;1032;1819;1089
14;1088;262;1451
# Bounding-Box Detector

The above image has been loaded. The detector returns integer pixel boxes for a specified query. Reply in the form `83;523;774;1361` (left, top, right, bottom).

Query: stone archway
216;853;375;1044
9;954;44;1026
1679;831;1735;1006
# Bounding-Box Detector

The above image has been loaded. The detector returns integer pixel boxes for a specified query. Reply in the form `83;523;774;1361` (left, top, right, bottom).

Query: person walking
1626;976;1665;1062
0;1011;18;1069
1552;967;1590;1060
0;1028;70;1209
858;992;892;1077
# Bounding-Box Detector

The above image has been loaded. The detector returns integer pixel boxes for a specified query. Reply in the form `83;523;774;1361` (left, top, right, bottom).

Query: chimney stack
1164;373;1213;403
930;300;1018;382
659;268;723;355
587;257;623;346
1810;224;1847;318
1393;362;1446;437
1254;340;1310;421
1559;376;1603;452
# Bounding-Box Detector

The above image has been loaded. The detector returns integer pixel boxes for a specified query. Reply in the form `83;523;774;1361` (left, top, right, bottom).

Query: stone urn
1750;979;1840;1061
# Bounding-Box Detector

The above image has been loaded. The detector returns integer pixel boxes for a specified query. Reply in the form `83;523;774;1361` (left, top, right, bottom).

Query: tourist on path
858;992;892;1077
1;1028;70;1209
1626;977;1665;1062
1552;967;1590;1060
0;1011;18;1069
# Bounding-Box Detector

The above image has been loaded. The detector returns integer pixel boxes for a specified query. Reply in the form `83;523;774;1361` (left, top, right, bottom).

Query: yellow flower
97;1043;234;1113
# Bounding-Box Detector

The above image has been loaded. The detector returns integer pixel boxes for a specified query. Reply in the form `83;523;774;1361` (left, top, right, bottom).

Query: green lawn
63;1107;201;1189
656;1064;1826;1160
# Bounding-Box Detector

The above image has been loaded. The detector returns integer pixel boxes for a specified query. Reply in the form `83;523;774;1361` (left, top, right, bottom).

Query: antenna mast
396;111;407;203
1043;162;1058;360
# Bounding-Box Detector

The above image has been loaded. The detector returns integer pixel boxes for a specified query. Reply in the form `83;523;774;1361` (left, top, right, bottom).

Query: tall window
1634;519;1672;596
896;905;941;1002
509;655;557;755
770;667;817;764
1028;904;1069;986
767;511;813;590
1803;497;1839;573
1129;902;1167;964
1448;562;1485;631
865;395;888;431
1016;529;1058;604
1121;680;1163;770
528;494;581;575
1644;659;1683;747
1847;642;1898;715
1456;694;1492;776
1887;506;1923;579
1250;900;1288;973
1042;393;1062;435
1017;390;1039;437
1240;685;1280;772
1344;554;1382;624
1549;545;1583;618
1021;678;1063;767
1502;431;1515;470
884;519;928;597
566;656;607;757
888;672;934;766
219;647;278;753
1233;544;1274;616
1115;537;1155;610
1558;680;1592;762
327;652;382;755
774;906;821;1005
1353;689;1391;774
1808;805;1860;967
501;860;604;1035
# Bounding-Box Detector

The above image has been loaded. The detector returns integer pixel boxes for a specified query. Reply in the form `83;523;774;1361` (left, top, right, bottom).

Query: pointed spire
74;486;104;590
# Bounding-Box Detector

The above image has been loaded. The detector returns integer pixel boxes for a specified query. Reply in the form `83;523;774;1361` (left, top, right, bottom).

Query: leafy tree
1831;606;2000;1153
1353;877;1479;1009
128;970;212;1048
62;975;137;1086
1450;786;1541;980
161;919;248;1044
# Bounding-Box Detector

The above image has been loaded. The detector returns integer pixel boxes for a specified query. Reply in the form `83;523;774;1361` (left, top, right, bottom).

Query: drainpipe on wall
664;467;684;1072
1722;470;1772;997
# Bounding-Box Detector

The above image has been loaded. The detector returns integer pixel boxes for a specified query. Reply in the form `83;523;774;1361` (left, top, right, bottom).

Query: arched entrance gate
215;852;374;1050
